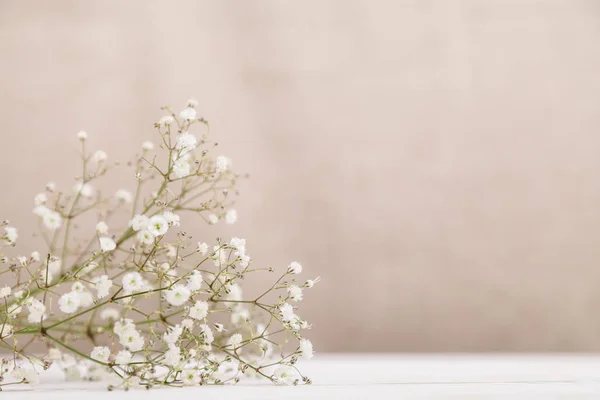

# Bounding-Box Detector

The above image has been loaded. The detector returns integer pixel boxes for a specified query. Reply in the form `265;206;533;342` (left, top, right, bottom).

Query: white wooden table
5;354;600;399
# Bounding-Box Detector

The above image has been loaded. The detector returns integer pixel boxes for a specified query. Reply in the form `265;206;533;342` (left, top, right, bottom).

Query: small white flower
197;242;208;255
90;346;110;363
287;261;302;274
42;211;63;231
58;292;80;314
163;346;181;366
274;365;296;385
115;189;133;204
122;272;145;293
173;159;191;178
208;214;218;225
163;325;183;345
94;275;113;298
137;229;155;245
129;214;149;231
165;284;190;306
77;130;88;140
305;276;321;288
0;323;13;339
92;150;107;163
162;211;180;227
115;350;132;365
99;236;116;252
47;348;62;361
182;369;200;386
3;226;18;244
148;215;168;236
46;181;56;192
198;324;214;345
120;330;145;351
231;308;249;325
141;141;154;151
30;251;40;262
179;107;197;121
11;367;39;385
176;132;198;152
181;318;194;330
287;284;303;302
26;298;46;323
228;333;242;347
225;209;237;225
158;115;175;126
100;308;120;321
34;193;47;206
279;303;295;322
114;319;136;336
96;221;109;235
187;98;199;108
73;182;94;197
33;204;50;217
0;286;11;299
239;254;251;268
13;290;24;299
229;237;245;256
299;338;314;359
215;156;231;173
188;300;208;320
17;256;27;266
187;271;203;291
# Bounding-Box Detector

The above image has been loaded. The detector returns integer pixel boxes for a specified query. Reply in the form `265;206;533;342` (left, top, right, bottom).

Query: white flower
31;251;40;262
187;98;199;108
100;308;120;321
120;330;144;351
96;221;109;235
166;244;177;259
225;209;237;225
229;237;245;256
148;215;168;236
42;211;63;231
92;150;107;163
287;261;302;274
158;115;175;126
26;298;46;323
173;159;191;178
299;338;313;359
73;182;94;197
122;272;145;293
228;333;242;347
197;242;208;255
17;256;27;266
99;236;116;252
231;308;249;325
179;107;197;121
211;245;227;266
175;132;198;152
163;346;181;366
94;275;113;298
182;369;200;386
115;350;132;365
58;292;80;314
162;211;180;227
208;214;218;225
115;189;133;204
0;286;11;299
3;226;18;244
34;193;47;206
129;214;149;231
215;156;231;173
0;323;13;339
33;204;50;217
46;181;56;192
165;284;190;306
181;318;194;330
77;130;88;140
47;348;62;361
198;324;214;345
137;229;154;245
11;367;39;384
163;324;183;345
141;141;154;151
187;271;203;291
287;285;303;302
239;254;251;268
305;276;321;288
90;346;110;363
279;303;295;322
114;319;136;336
188;300;208;320
225;283;243;302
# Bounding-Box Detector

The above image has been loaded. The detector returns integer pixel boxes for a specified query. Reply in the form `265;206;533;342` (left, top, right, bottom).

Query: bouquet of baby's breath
0;100;318;390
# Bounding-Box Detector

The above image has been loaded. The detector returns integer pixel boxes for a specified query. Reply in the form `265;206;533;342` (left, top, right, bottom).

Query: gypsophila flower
0;286;11;299
163;325;183;345
158;115;175;126
99;236;116;252
77;130;88;140
115;189;133;204
137;229;154;245
279;303;295;322
225;209;237;224
197;241;208;255
187;98;199;108
299;338;314;359
48;348;62;361
100;308;120;321
31;251;40;262
179;107;197;121
208;214;219;225
163;210;180;227
274;365;296;385
287;284;303;302
94;275;113;298
228;333;242;347
3;226;18;244
115;350;132;365
26;298;46;323
33;204;50;217
181;318;194;330
42;211;63;231
229;237;246;256
92;150;107;163
288;261;302;274
121;330;145;352
173;159;191;178
122;272;145;293
305;276;321;288
74;182;94;197
187;271;203;291
182;369;200;386
129;214;149;231
188;300;208;320
96;221;109;235
148;215;168;236
46;181;56;191
215;156;231;173
58;292;80;314
165;284;191;306
90;346;110;363
175;132;198;153
142;141;154;151
34;193;47;206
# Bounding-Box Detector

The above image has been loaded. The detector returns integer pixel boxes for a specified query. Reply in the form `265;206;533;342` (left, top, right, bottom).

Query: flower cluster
0;100;319;390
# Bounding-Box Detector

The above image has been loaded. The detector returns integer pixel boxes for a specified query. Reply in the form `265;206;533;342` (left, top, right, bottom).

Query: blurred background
1;0;600;352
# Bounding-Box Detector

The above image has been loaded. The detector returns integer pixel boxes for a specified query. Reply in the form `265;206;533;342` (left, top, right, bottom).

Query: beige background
1;0;600;352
